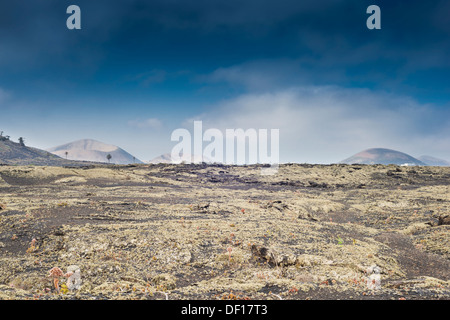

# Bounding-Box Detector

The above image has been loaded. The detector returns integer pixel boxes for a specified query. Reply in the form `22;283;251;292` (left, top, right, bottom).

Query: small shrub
26;238;38;254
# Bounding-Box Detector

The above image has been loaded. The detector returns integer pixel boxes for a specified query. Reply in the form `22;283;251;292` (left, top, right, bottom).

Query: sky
0;0;449;163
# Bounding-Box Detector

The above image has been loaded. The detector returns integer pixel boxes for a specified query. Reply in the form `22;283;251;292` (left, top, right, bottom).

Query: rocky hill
0;139;94;166
47;139;142;165
418;155;450;167
340;148;427;166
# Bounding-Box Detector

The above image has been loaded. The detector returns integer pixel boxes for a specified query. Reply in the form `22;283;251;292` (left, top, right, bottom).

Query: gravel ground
0;163;448;300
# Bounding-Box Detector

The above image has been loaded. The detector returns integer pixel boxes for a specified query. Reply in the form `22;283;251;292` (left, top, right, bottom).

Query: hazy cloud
0;88;10;104
128;118;163;129
129;70;168;86
187;86;450;163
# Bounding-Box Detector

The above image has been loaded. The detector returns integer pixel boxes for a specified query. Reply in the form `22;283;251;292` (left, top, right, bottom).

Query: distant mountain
149;153;172;164
418;155;450;167
0;138;90;166
340;148;426;166
47;139;142;165
149;153;211;164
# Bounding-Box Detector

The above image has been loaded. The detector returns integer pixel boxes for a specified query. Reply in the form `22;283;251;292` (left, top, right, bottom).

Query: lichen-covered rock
66;265;82;290
401;223;430;235
438;215;450;226
152;273;177;290
366;265;382;290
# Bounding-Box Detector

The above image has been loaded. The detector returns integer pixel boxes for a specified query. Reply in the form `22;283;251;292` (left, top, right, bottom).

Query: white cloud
184;86;450;163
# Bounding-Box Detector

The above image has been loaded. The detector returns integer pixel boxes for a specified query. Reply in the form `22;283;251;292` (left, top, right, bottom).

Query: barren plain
0;163;448;300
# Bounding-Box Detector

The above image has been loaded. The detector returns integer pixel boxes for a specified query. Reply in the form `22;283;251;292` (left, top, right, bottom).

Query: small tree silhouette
65;151;68;159
18;137;25;147
106;154;112;163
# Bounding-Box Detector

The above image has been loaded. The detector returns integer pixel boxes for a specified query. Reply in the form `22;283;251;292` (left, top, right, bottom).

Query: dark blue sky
1;0;449;162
